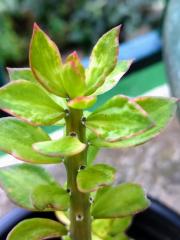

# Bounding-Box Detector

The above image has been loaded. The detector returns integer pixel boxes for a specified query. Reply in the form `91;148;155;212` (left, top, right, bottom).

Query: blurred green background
0;0;166;66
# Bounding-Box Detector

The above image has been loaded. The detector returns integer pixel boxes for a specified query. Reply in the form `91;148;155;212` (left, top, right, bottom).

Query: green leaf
0;164;69;210
62;51;85;98
53;118;65;126
7;67;37;83
87;145;99;166
30;23;66;97
105;233;129;240
92;219;111;239
0;80;65;126
33;136;86;157
50;94;67;110
93;60;133;96
0;117;60;163
92;217;132;239
7;218;67;240
31;184;69;211
89;97;177;148
92;235;130;240
85;26;120;95
109;217;132;235
92;233;129;240
86;95;154;142
92;235;103;240
63;236;72;240
91;183;150;218
77;164;116;192
68;96;97;109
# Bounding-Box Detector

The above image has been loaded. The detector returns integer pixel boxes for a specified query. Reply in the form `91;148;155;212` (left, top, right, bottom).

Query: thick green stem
65;108;91;240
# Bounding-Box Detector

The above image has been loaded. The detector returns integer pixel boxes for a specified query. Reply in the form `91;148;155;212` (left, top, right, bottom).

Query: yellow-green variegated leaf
85;26;120;95
88;97;177;148
7;218;67;240
68;96;97;109
0;164;69;210
30;23;66;97
7;67;68;110
33;136;86;157
31;184;69;211
50;94;67;110
109;217;132;236
92;234;129;240
62;51;86;98
0;117;60;163
0;80;65;126
105;233;129;240
92;219;111;239
53;118;65;126
87;145;99;166
92;235;102;240
7;67;37;83
92;217;132;239
92;60;133;96
91;183;150;218
86;95;154;142
63;237;71;240
77;164;116;192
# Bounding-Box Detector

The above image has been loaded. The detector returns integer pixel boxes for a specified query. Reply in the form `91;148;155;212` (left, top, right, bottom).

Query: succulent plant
0;23;176;240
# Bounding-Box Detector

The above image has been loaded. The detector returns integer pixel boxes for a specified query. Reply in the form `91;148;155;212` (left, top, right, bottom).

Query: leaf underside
7;218;67;240
31;184;69;211
92;217;132;239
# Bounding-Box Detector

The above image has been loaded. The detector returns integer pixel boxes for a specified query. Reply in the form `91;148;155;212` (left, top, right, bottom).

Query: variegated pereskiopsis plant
0;23;177;240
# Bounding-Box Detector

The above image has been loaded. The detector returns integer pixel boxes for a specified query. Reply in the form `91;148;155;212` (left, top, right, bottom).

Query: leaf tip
72;51;78;58
116;24;122;31
113;24;122;38
6;67;11;72
33;22;40;31
66;50;81;63
128;59;134;66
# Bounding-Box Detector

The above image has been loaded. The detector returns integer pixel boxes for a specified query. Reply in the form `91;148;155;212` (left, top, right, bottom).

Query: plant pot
164;0;180;121
0;198;179;240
